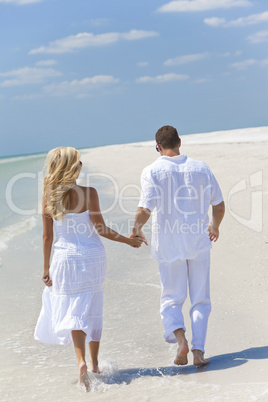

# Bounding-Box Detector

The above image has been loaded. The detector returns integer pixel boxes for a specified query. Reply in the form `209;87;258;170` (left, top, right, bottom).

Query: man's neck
161;148;180;157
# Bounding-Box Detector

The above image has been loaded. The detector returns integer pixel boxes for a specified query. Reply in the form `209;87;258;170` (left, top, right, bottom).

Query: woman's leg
72;330;90;389
89;341;100;373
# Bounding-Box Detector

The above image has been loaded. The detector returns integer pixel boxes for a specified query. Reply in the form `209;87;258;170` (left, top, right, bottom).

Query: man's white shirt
138;154;223;263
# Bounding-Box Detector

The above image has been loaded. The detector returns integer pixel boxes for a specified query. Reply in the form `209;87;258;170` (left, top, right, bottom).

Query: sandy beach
0;127;268;401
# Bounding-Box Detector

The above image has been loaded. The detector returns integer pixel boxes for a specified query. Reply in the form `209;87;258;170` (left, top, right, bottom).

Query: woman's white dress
34;210;107;345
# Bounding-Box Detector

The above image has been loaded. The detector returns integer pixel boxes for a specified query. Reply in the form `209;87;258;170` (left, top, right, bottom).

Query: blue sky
0;0;267;157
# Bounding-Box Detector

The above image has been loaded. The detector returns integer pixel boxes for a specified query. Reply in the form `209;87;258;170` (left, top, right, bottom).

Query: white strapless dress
34;210;107;345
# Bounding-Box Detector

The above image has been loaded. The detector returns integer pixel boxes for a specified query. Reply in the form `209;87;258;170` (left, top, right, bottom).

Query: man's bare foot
192;349;210;367
173;328;189;366
79;362;90;391
174;341;189;365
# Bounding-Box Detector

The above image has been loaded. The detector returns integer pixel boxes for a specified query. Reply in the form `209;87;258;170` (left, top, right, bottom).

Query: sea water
1;153;268;402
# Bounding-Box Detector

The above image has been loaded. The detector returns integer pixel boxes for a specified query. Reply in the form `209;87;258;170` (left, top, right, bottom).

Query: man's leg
159;259;189;365
188;251;211;366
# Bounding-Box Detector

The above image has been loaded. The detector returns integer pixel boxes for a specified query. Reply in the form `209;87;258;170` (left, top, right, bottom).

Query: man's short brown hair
155;125;180;149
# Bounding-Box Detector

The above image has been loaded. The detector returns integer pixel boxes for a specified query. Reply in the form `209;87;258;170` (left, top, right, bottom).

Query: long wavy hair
43;147;82;220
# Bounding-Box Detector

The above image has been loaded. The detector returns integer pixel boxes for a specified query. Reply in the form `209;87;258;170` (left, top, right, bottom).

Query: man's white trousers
159;250;211;353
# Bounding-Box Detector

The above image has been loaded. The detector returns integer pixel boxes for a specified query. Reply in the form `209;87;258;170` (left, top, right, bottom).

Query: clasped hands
129;229;148;248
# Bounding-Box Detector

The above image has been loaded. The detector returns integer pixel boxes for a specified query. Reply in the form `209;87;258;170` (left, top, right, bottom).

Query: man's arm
132;168;156;244
208;201;225;242
130;207;151;245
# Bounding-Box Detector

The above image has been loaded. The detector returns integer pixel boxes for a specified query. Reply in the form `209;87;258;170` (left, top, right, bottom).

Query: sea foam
0;216;37;253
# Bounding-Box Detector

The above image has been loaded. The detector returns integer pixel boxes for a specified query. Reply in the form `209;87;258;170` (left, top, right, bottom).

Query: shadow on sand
100;346;268;386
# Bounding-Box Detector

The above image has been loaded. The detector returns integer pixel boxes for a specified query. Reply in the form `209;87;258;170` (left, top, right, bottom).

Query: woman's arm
88;188;144;248
42;196;53;286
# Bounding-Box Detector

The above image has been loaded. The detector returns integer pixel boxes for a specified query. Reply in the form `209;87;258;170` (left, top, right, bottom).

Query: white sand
78;126;268;400
1;127;268;401
80;126;268;180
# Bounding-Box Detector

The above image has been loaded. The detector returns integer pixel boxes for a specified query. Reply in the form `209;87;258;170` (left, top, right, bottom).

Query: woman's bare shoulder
77;185;98;199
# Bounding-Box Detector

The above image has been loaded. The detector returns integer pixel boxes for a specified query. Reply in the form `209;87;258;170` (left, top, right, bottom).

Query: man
131;125;225;366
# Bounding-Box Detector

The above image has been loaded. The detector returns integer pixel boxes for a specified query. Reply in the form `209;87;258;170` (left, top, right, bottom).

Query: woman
34;147;144;390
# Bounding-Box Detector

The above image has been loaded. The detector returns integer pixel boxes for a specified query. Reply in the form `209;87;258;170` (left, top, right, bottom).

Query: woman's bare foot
91;365;101;374
192;349;210;367
90;360;101;374
79;362;90;391
174;341;189;365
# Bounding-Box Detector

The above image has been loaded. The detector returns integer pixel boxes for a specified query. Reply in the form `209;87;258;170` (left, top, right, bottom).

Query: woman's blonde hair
43;147;82;220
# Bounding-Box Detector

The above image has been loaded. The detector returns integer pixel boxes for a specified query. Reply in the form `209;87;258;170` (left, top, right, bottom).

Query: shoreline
79;126;268;157
1;126;268;162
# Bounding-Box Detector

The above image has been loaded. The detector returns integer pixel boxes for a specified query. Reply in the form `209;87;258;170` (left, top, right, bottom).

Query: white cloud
29;30;159;54
0;67;62;86
0;0;41;4
136;73;189;83
156;0;252;13
43;75;119;97
204;11;268;27
121;31;157;41
230;58;268;70
230;59;256;70
247;30;268;43
35;59;57;66
204;17;226;27
164;52;209;66
227;11;268;26
137;62;149;67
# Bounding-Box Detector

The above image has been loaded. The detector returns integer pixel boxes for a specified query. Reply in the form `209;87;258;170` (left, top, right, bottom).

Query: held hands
208;222;219;242
42;268;52;287
128;236;146;248
129;229;148;248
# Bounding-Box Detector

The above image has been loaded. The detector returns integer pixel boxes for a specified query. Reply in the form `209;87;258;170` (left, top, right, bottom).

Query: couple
34;125;225;390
